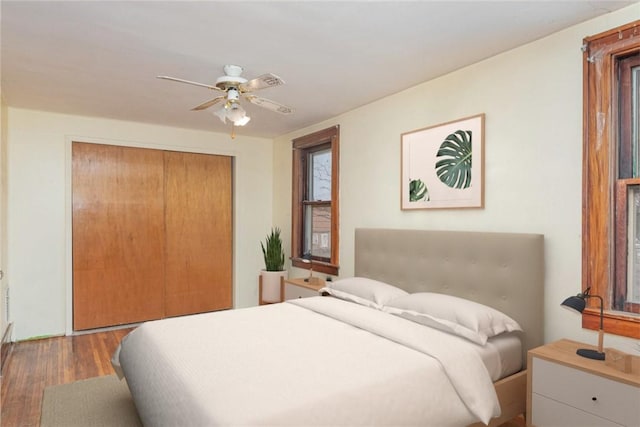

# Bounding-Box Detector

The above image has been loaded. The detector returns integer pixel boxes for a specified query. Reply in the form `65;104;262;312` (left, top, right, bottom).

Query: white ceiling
1;1;635;138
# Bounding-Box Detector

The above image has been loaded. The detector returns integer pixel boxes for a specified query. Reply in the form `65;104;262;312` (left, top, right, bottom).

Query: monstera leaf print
435;130;472;189
409;179;428;201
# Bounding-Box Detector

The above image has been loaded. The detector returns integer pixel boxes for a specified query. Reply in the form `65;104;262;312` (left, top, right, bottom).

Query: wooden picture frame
401;114;484;210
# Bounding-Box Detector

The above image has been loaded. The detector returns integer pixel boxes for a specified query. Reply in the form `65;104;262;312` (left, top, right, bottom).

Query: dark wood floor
0;328;525;427
0;328;132;427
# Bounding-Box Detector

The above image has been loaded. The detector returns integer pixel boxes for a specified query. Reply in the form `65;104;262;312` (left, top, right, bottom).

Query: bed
115;228;544;426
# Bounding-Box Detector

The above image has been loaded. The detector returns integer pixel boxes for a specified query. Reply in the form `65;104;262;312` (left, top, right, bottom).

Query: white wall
7;108;273;340
273;4;640;353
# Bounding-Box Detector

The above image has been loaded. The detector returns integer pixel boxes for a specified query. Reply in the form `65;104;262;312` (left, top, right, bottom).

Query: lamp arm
586;294;604;330
597;295;604;330
586;294;604;353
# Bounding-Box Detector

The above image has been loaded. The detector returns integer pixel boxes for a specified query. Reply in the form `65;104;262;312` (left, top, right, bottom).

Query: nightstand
283;277;325;300
526;339;640;426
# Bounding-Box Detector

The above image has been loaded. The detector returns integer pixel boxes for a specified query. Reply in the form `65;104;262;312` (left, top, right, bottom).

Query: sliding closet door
72;143;165;330
164;151;233;317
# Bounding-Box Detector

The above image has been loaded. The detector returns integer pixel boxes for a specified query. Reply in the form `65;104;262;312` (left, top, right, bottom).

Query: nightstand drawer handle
592;397;597;401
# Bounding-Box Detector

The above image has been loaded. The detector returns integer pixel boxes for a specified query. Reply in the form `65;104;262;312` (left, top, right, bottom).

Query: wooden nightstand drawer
284;283;320;300
283;278;324;300
532;357;640;426
531;394;621;427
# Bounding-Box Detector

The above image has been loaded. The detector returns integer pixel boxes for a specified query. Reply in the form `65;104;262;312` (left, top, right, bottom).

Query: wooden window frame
291;126;340;276
615;178;640;314
582;21;640;339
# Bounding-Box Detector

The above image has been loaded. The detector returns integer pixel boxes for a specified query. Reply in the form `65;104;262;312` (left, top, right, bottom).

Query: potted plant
260;227;286;303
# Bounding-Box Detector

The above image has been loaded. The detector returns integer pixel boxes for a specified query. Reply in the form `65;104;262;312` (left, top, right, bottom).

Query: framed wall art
401;114;484;210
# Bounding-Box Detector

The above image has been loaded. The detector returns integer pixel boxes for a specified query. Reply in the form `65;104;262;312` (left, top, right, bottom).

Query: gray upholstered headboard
354;228;544;363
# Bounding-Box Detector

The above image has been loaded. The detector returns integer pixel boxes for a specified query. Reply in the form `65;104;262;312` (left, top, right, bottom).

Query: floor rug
40;375;142;427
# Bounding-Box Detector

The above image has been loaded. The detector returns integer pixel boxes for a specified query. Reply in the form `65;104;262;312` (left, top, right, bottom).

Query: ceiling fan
158;65;293;136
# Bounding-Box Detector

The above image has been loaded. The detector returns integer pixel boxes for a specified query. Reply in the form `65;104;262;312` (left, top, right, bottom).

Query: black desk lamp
561;287;605;360
301;255;321;285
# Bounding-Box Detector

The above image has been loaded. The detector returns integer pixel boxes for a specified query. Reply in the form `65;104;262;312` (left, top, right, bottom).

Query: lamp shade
226;103;246;122
234;115;250;126
561;295;586;314
212;101;251;127
213;106;228;123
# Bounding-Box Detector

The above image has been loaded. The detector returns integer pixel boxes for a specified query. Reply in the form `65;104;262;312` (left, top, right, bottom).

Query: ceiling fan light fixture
234;115;251;126
226;102;245;121
213;101;251;127
213;105;228;124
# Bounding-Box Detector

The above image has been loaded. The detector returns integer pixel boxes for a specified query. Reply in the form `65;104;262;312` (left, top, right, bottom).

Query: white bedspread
117;297;500;426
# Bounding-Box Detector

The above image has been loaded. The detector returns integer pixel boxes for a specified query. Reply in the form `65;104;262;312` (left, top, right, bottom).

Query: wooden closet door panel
164;151;232;317
72;142;165;330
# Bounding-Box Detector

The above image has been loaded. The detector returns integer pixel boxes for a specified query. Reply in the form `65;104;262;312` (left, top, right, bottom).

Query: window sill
291;258;339;276
582;309;640;339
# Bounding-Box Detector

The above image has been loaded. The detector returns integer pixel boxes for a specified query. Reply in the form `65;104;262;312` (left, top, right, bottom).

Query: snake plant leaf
261;227;285;271
409;179;428;202
435;130;472;189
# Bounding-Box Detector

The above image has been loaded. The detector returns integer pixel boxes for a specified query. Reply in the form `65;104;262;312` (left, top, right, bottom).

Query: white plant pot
260;270;286;303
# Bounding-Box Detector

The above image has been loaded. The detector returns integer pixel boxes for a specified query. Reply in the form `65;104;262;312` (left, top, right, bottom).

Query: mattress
116;296;507;426
480;332;523;381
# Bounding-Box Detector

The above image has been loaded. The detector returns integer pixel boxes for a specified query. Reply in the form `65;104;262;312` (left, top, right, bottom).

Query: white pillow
383;292;522;345
320;277;408;309
383;306;488;345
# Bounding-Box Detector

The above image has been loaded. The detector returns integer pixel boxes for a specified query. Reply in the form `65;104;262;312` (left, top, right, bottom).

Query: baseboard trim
1;322;14;376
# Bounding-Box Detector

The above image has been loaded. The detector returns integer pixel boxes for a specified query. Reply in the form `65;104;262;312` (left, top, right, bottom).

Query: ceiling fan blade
157;76;222;91
246;96;293;114
240;73;285;92
191;96;225;111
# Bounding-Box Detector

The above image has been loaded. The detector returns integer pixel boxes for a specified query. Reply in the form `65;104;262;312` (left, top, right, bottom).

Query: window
583;21;640;339
291;126;339;275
